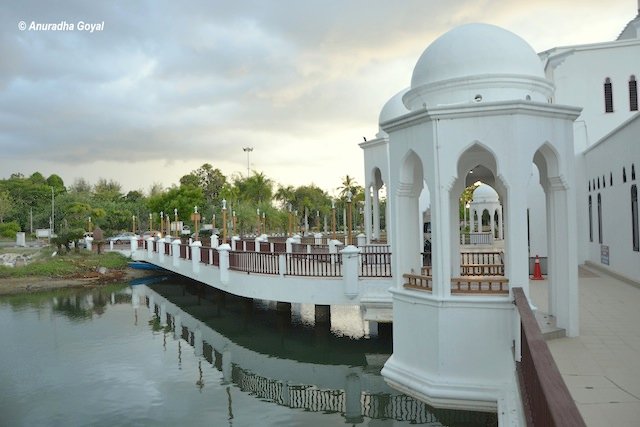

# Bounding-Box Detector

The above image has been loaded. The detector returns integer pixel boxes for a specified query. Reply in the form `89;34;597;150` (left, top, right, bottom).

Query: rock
97;267;108;275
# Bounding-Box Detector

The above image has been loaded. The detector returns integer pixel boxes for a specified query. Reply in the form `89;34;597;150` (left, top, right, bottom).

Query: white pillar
286;237;294;253
341;245;360;298
314;233;323;245
469;207;475;233
254;236;261;252
217;244;231;284
373;186;381;241
146;237;154;259
356;233;366;247
364;185;372;244
490;207;496;238
172;239;181;267
191;240;202;274
85;237;93;252
497;206;503;239
129;236;137;255
278;254;286;277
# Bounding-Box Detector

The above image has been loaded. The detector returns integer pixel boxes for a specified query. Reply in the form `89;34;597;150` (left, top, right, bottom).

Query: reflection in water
0;281;497;426
139;281;498;426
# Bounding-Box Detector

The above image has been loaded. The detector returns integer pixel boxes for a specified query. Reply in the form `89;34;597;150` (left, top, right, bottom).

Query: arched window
604;78;614;113
588;195;593;242
610;172;613;187
597;193;603;244
598;177;601;189
630;76;638;112
589;181;591;192
632;185;639;251
624;167;627;183
633;164;636;181
603;175;606;188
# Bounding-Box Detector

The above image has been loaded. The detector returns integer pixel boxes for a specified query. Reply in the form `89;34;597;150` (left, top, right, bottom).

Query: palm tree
337;175;362;200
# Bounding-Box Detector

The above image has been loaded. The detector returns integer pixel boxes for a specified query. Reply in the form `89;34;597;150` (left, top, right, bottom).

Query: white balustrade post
129;236;137;255
329;239;343;267
340;245;360;298
217;244;231;284
286;237;294;253
278;253;286;277
231;236;239;251
109;240;114;251
222;348;232;383
146;237;154;259
158;238;165;263
292;234;301;244
356;233;366;247
172;239;181;267
160;303;167;326
211;234;219;248
191;240;202;274
314;233;322;245
85;236;93;252
254;236;261;252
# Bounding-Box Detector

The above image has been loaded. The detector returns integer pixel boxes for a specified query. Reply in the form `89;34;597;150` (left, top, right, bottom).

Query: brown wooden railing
212;249;219;266
245;241;256;251
273;242;286;253
285;253;342;277
164;243;171;255
229;251;280;275
179;244;188;259
513;288;585;427
403;274;509;295
359;253;392;277
200;246;211;264
152;241;157;252
460;251;504;276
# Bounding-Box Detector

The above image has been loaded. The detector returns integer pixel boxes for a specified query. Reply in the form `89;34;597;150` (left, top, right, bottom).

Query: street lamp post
160;211;164;235
288;203;293;237
256;208;261;235
243;147;253;177
222;199;228;243
347;191;353;245
193;206;200;241
88;216;92;232
149;213;153;233
132;215;136;234
262;212;266;235
232;211;236;235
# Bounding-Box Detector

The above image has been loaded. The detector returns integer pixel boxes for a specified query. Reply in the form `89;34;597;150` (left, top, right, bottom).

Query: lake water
0;279;497;426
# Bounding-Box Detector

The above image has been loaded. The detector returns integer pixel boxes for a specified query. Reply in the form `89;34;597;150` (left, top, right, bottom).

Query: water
0;280;497;427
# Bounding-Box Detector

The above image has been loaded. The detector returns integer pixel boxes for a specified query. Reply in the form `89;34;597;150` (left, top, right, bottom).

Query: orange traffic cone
530;255;544;280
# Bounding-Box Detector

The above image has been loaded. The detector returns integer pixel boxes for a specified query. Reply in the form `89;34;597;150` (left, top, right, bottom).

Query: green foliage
52;228;85;253
0;221;21;238
0;251;129;279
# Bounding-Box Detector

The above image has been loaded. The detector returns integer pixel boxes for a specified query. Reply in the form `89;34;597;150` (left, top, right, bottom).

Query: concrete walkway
529;266;640;427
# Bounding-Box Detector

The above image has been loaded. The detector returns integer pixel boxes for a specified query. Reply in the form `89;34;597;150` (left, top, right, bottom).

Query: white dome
472;183;499;203
404;23;553;110
379;88;410;125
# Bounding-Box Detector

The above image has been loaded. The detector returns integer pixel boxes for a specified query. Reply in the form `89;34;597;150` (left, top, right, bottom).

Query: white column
129;236;137;255
146;237;154;259
504;177;530;297
469;207;475;233
364;185;372;244
497;206;503;239
490;207;496;238
373;186;381;241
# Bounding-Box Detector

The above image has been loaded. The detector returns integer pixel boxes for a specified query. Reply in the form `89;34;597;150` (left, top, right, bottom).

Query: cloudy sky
0;0;635;195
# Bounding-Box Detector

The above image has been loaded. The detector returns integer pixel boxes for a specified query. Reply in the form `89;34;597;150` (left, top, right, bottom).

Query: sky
0;0;636;196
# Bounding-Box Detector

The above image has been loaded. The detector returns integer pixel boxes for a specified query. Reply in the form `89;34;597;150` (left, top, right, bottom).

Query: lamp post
331;199;336;240
212;213;216;231
193;206;200;241
232;211;236;235
222;199;228;243
347;191;353;245
132;215;136;234
149;213;153;233
256;208;261;235
174;208;178;238
160;211;164;235
288;203;293;237
262;212;266;235
242;147;253;177
88;216;92;232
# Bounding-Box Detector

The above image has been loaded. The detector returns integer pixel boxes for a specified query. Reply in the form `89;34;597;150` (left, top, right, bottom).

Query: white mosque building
360;5;640;423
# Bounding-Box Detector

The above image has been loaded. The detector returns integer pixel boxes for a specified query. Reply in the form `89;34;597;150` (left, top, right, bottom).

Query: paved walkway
529;266;640;427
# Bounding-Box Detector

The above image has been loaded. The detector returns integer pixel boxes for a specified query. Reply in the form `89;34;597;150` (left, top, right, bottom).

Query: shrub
0;221;21;238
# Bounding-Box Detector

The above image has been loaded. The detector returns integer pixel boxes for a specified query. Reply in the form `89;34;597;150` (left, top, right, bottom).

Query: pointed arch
604;77;613;113
532;142;561;189
399;150;424;196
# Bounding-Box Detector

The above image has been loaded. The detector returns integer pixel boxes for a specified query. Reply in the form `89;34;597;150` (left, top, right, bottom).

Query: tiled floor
529;267;640;427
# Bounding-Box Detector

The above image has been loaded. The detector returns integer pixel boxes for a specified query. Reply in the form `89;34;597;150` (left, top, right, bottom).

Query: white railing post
329;239;343;267
211;234;219;248
109;240;114;251
172;239;181;267
340;245;360;298
217;244;231;284
231;236;239;251
85;236;93;252
278;253;286;277
314;232;322;245
356;233;366;247
146;237;154;259
191;240;202;274
254;236;261;252
129;236;137;255
158;238;165;263
286;237;294;253
194;327;203;357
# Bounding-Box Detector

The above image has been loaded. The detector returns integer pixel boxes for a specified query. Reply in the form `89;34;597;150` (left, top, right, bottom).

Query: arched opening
630;75;638;112
364;167;387;244
394;150;424;282
597;193;603;244
632;185;639;252
604;77;614;113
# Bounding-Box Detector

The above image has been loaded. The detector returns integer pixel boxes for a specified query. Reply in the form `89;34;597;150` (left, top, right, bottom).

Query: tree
69;178;92;194
93;178;123;202
46;174;65;189
234;171;273;205
274;185;295;209
0;191;13;223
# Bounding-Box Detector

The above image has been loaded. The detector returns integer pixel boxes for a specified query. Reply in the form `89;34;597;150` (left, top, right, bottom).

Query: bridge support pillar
314;305;331;325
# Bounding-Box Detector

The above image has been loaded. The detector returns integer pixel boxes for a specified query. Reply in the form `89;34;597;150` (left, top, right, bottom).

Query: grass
0;249;129;279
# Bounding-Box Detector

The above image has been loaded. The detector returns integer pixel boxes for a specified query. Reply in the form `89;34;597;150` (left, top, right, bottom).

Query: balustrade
285;253;342;277
228;251;280;275
359;252;392;277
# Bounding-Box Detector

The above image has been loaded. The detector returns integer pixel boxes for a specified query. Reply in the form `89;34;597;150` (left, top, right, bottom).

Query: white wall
583;116;640;282
527;164;548;257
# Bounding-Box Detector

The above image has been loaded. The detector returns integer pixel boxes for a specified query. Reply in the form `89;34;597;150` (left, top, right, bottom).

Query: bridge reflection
133;281;497;425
